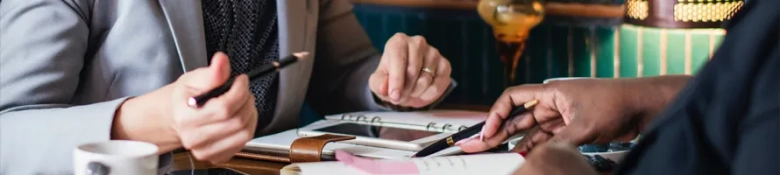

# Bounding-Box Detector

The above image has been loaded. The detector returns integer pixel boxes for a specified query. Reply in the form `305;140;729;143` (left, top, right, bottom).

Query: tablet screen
313;123;442;142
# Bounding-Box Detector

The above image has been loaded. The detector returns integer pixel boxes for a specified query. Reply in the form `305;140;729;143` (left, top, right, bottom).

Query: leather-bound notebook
239;110;487;163
240;129;423;162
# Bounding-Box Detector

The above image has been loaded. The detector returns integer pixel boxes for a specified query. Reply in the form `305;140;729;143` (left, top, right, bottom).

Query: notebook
280;150;525;175
245;129;416;160
323;110;488;133
242;110;487;161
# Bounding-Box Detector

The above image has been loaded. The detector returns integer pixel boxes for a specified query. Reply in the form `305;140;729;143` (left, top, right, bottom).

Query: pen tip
524;99;539;108
187;97;198;107
293;52;309;60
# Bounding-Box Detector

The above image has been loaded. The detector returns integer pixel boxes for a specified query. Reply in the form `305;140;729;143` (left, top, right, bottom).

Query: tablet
298;121;450;151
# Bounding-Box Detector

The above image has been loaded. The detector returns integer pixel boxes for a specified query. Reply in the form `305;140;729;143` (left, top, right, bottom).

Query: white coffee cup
74;140;159;175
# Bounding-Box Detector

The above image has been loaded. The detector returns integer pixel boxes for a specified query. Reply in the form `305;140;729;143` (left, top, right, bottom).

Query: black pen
187;52;309;107
412;99;539;157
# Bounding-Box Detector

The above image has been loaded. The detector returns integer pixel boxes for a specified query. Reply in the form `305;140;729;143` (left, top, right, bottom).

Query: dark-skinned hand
458;76;690;152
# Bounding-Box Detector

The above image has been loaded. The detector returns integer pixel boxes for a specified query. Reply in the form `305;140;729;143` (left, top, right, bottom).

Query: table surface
170;104;493;174
172;152;287;175
169;104;621;175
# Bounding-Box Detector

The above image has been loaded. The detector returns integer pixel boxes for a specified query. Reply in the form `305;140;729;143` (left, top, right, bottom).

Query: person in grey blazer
0;0;454;174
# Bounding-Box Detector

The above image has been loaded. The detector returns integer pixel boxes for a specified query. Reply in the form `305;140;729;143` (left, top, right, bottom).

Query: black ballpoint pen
412;99;539;157
187;52;309;107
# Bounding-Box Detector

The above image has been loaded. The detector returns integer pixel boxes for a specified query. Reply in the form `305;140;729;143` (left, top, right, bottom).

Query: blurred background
350;0;729;105
302;0;737;124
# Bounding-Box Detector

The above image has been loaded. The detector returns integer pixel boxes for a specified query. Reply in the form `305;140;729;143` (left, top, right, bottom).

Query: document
281;150;525;175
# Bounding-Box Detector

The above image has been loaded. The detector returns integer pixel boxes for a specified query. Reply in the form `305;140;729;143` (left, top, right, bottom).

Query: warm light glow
477;0;545;86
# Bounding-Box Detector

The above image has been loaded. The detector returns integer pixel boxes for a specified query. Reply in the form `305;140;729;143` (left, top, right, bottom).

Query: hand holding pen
459;79;656;153
412;100;538;157
162;52;259;164
188;52;309;107
141;51;307;164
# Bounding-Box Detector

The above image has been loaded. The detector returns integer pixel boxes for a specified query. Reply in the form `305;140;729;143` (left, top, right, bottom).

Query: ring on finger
422;67;436;77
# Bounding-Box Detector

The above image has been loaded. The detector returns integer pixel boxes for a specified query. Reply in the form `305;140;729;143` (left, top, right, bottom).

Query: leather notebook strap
235;151;292;163
289;134;356;163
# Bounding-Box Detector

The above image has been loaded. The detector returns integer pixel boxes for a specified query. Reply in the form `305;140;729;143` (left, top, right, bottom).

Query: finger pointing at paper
369;33;452;108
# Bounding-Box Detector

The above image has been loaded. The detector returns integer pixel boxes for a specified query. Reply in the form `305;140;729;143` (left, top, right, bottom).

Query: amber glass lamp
477;0;545;86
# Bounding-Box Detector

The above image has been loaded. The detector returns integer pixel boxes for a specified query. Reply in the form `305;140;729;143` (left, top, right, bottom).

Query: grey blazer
0;0;390;174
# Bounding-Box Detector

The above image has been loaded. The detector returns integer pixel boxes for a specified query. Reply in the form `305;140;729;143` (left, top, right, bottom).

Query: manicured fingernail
455;138;473;146
518;151;528;157
454;140;465;146
390;90;401;102
479;132;485;141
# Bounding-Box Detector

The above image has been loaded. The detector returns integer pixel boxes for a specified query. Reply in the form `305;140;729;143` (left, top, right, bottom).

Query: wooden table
171;152;287;175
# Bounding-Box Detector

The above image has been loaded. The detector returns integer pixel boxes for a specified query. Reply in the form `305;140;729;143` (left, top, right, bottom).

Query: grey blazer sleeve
0;1;126;174
307;0;455;115
305;0;386;115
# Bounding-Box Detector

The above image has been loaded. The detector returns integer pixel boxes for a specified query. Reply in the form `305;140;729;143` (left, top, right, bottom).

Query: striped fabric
617;24;725;77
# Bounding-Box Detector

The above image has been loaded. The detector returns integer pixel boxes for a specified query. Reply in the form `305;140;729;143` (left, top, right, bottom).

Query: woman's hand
458;76;690;153
369;33;452;108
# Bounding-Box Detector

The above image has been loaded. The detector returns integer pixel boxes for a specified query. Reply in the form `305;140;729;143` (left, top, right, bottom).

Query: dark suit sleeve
731;108;779;175
613;0;780;174
722;1;780;173
306;0;385;115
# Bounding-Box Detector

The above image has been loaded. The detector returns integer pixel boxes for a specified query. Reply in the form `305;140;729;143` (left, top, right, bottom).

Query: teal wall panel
666;31;687;75
596;27;617;78
619;26;639;77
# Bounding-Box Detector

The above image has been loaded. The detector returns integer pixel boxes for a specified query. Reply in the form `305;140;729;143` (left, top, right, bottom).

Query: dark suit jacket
616;0;779;174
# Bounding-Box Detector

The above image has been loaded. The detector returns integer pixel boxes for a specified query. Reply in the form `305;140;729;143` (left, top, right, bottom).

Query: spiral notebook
323;110;489;133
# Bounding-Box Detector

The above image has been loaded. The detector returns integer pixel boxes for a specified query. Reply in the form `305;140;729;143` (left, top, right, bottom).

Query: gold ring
422;67;435;77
